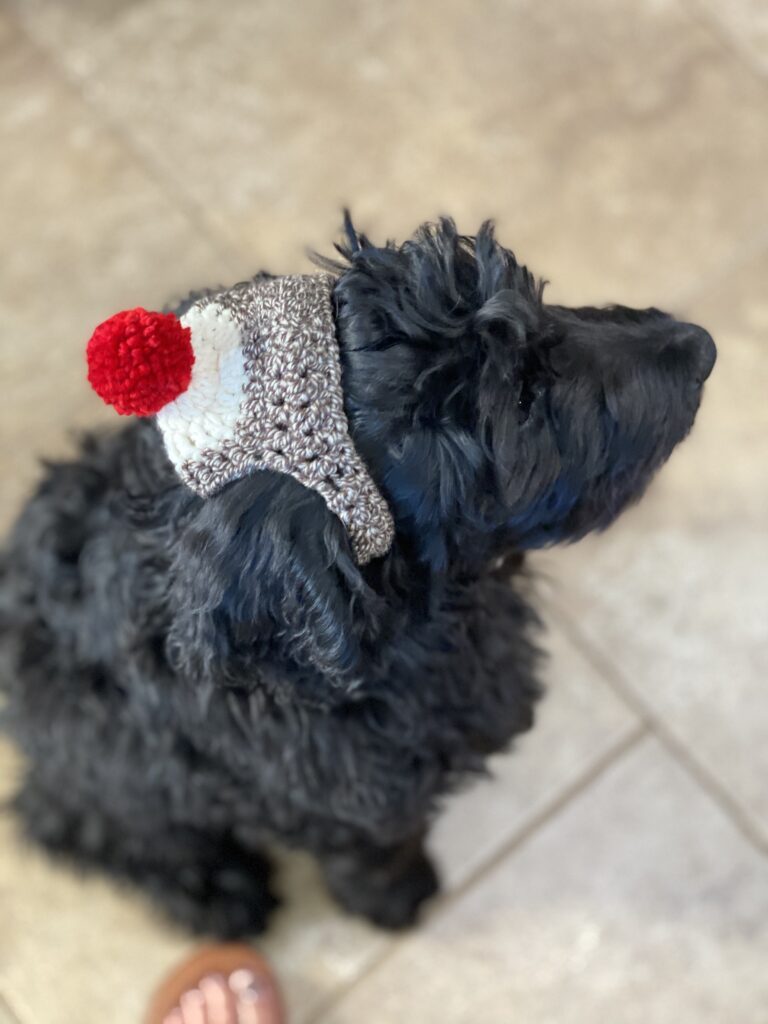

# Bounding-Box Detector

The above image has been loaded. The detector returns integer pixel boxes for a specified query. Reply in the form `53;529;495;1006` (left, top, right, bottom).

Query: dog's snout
675;322;717;383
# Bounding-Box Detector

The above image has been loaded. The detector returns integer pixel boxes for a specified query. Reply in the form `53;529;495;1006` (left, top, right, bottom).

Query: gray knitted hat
86;273;395;564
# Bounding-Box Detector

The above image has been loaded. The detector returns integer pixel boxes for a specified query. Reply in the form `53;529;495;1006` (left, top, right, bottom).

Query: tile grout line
430;724;648;916
305;724;647;1024
545;597;768;859
614;219;768;857
7;8;249;279
683;0;768;85
0;989;23;1024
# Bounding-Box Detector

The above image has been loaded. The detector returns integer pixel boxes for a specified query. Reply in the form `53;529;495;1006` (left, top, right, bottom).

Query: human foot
144;945;285;1024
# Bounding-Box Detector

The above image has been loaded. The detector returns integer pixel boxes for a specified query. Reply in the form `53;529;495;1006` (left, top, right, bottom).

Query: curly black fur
0;218;714;936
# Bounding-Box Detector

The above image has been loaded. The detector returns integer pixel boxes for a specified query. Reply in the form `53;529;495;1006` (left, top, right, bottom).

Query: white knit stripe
156;302;247;468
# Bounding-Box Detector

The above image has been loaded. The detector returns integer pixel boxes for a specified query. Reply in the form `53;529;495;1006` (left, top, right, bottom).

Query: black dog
0;218;714;936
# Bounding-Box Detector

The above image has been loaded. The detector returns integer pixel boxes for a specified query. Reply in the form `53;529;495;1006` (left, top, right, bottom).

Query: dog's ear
167;472;381;701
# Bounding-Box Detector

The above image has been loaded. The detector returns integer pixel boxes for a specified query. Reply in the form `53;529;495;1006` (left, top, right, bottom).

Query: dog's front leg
13;769;279;939
318;832;439;930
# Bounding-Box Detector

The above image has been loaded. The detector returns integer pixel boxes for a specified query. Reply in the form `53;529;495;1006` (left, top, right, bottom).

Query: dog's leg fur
14;771;279;937
318;834;439;929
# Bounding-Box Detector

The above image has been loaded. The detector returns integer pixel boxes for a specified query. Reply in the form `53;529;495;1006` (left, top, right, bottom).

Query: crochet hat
86;273;394;564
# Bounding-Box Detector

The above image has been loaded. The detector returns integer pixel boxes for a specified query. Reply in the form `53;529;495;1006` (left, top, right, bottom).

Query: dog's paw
326;850;440;930
362;855;440;930
150;853;281;939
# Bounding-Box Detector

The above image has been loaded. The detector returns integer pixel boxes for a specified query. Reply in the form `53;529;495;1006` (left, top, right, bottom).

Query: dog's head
329;216;715;571
169;217;714;695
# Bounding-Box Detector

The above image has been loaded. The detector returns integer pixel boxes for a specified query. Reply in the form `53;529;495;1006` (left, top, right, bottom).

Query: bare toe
146;945;285;1024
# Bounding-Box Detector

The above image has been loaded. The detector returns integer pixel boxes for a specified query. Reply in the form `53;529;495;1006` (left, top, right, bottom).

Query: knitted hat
86;273;394;564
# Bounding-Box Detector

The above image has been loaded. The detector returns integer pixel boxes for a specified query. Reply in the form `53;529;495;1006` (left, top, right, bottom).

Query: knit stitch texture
157;274;394;564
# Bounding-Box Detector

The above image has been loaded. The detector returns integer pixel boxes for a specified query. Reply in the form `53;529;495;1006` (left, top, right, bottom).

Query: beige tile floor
0;1;766;1022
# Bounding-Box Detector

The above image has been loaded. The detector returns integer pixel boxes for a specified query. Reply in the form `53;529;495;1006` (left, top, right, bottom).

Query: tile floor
0;1;766;1022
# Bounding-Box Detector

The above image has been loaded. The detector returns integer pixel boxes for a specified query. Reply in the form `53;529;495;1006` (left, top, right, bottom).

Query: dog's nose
674;322;717;383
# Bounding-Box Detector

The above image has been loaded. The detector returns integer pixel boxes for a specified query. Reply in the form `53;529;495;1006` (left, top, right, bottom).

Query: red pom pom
86;308;194;416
